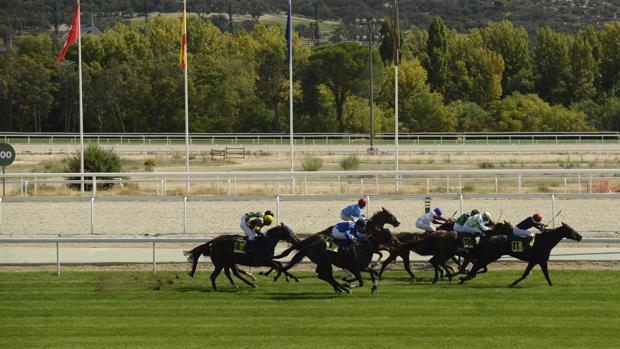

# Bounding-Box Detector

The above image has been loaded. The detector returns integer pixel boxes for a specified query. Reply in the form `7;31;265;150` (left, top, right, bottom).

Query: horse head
369;207;400;228
266;223;299;244
559;222;582;242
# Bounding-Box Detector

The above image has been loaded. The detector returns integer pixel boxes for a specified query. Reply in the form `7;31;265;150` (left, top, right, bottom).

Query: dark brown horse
184;223;299;290
267;208;400;275
459;222;582;286
378;222;512;283
275;228;397;293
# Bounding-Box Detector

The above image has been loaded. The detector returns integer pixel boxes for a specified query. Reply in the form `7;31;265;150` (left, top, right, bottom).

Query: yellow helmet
263;214;274;225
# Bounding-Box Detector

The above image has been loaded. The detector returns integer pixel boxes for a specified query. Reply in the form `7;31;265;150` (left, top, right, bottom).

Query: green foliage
479;161;495;169
302;156;323;171
426;17;449;95
66;144;122;190
340;155;361;170
143;158;156;171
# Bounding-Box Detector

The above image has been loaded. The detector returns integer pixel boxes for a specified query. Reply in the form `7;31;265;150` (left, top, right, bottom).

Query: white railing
1;193;619;236
1;169;619;197
0;237;618;276
2;131;620;145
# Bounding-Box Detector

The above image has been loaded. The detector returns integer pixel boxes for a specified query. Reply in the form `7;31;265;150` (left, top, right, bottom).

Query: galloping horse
459;222;582;286
277;228;397;293
378;222;513;283
184;223;299;290
272;208;400;273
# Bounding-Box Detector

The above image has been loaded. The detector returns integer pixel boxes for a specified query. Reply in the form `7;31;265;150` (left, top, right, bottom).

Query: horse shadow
263;292;341;301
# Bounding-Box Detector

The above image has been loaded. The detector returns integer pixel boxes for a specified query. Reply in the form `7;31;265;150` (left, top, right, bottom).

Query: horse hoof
251;283;258;288
344;288;351;294
371;287;377;294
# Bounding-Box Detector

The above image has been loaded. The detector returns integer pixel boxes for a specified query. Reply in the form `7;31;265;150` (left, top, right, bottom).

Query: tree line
1;16;619;133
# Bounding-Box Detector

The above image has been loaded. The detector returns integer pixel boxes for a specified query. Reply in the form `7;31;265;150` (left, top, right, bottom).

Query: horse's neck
538;229;565;250
368;214;385;228
264;235;281;249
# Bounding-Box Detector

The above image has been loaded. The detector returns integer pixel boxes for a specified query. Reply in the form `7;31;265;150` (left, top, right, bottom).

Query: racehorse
261;208;400;278
276;227;397;293
459;222;582;286
378;222;512;283
184;223;299;290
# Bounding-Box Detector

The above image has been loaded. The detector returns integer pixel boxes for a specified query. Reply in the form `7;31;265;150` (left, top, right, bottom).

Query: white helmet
483;212;492;221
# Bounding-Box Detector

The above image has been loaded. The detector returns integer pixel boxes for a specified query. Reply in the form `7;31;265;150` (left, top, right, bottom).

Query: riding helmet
533;212;542;222
358;197;368;207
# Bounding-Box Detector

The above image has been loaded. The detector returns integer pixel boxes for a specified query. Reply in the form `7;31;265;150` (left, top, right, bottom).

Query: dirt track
1;197;618;238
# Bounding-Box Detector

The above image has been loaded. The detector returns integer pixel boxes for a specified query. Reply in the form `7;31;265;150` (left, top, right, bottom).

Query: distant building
81;14;102;36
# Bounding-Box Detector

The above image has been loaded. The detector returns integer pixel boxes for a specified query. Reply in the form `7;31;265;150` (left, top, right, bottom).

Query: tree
567;32;596;104
475;20;533;95
426;17;449;95
533;27;571;105
598;23;620;96
305;42;369;132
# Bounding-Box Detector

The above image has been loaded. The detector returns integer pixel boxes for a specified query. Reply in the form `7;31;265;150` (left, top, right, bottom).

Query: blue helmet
434;208;443;216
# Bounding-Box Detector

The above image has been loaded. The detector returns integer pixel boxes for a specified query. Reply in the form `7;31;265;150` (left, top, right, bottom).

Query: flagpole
288;0;294;173
183;0;190;193
394;0;400;192
77;0;84;194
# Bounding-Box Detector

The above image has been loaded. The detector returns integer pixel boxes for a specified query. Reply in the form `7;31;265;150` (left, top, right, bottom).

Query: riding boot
245;239;255;253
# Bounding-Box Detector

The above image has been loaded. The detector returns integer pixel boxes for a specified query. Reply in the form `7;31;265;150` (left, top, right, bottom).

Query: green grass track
1;270;619;349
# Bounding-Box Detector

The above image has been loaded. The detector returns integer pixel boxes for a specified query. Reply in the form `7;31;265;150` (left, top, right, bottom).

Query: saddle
233;235;247;254
508;234;534;254
456;232;479;249
325;236;352;253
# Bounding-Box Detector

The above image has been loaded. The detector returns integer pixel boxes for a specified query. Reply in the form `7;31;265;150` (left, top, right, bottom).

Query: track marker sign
0;143;15;196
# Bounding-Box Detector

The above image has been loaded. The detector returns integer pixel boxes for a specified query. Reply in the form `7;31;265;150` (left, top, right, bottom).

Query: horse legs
509;261;536;288
459;261;486;284
237;267;257;281
317;264;349;294
401;252;416;280
365;267;379;293
344;269;364;289
378;251;399;279
275;250;306;282
231;265;257;288
270;260;299;283
210;265;223;291
223;267;238;289
429;256;440;284
540;261;553;286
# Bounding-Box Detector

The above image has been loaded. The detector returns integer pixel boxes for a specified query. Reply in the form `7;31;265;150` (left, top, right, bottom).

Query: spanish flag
179;0;187;70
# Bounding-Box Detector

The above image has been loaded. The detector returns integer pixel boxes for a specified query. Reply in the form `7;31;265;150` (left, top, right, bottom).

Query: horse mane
369;207;390;221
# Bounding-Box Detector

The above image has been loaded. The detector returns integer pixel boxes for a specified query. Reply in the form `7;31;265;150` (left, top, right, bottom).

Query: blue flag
286;1;292;63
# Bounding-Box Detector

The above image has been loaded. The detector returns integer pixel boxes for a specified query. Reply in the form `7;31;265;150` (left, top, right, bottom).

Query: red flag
56;1;80;65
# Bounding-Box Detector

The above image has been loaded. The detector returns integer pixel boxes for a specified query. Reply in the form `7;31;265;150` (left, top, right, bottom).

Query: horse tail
184;241;213;278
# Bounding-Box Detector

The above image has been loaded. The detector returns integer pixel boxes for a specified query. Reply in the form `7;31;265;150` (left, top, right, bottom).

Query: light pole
355;17;383;153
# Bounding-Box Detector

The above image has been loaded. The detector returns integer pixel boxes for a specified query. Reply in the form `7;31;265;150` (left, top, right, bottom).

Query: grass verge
0;270;619;348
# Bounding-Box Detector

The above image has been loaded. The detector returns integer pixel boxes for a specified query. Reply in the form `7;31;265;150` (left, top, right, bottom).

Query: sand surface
1;197;618;238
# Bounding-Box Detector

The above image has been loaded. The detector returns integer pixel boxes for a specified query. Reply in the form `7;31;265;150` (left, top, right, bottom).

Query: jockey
513;213;545;238
340;197;367;222
456;211;492;236
454;209;479;232
331;219;366;242
415;208;448;232
240;210;274;250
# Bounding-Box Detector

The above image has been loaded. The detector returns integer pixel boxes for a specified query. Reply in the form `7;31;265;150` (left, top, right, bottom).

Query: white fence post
0;197;2;226
459;194;464;215
495;178;499;194
564;178;567;194
426;178;430;195
152;242;156;275
366;195;371;216
276;194;280;223
360;179;364;195
90;197;95;234
56;242;60;276
92;176;97;197
551;194;556;229
183;196;188;234
375;175;379;195
518;175;522;194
